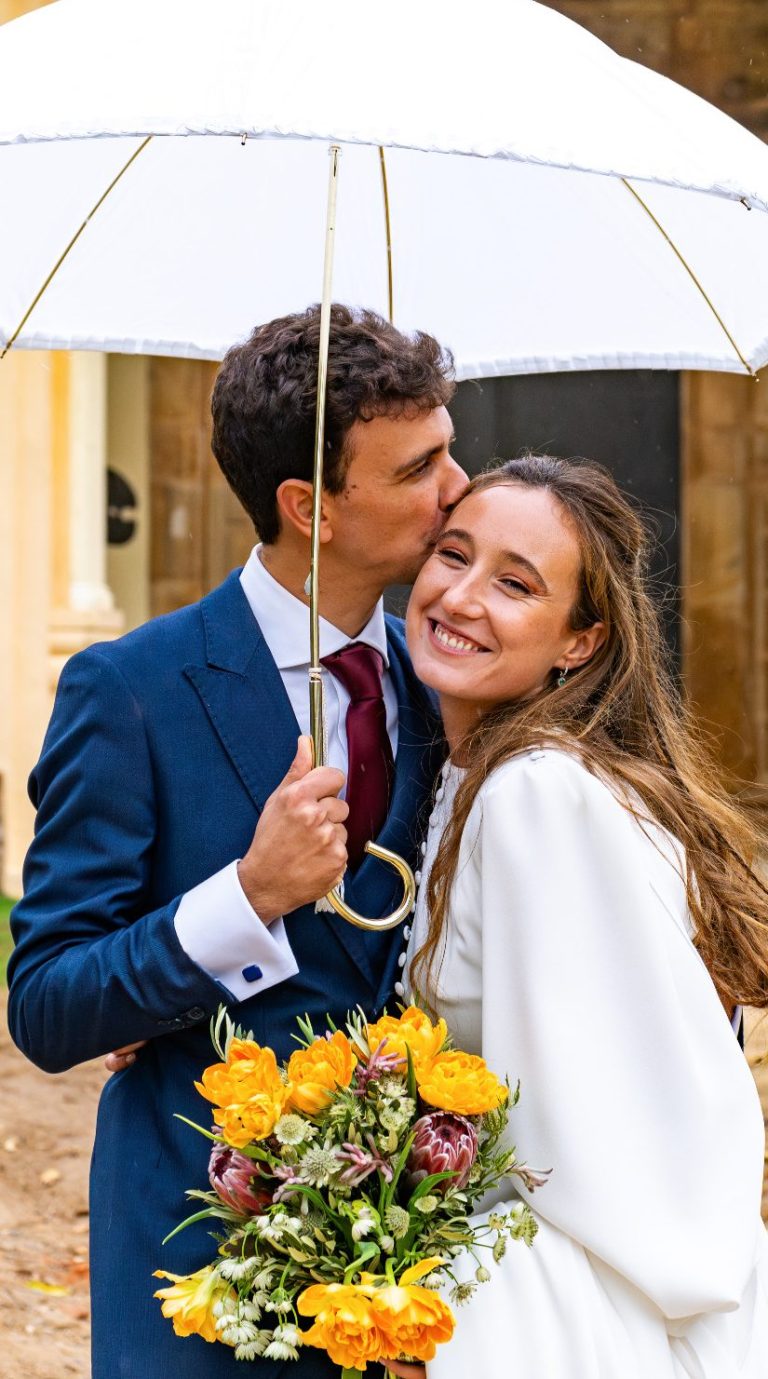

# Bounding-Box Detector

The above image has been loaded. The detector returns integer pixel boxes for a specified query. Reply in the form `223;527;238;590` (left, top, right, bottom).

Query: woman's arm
474;749;763;1321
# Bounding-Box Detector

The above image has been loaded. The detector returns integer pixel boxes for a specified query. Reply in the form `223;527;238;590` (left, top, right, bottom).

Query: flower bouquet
154;1005;547;1376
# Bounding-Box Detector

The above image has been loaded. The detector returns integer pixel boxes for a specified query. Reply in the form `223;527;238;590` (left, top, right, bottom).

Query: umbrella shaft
309;143;341;768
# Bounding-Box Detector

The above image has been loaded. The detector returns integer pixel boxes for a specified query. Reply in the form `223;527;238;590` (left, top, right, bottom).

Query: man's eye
408;460;431;479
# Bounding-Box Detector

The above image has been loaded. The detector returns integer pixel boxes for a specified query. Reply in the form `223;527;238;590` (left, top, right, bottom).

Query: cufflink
242;964;263;983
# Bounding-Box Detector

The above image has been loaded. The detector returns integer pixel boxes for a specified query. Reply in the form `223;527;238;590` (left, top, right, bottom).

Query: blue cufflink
242;964;263;983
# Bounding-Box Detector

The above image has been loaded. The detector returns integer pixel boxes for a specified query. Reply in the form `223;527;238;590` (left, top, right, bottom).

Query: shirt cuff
174;861;299;1002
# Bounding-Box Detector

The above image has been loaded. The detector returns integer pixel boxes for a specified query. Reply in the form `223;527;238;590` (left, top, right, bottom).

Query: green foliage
0;895;17;986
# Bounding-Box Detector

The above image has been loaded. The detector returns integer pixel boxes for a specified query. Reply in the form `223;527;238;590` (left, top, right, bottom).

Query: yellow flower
286;1031;357;1117
416;1049;508;1115
372;1261;455;1363
366;1006;448;1069
153;1266;234;1344
195;1037;290;1147
297;1282;385;1369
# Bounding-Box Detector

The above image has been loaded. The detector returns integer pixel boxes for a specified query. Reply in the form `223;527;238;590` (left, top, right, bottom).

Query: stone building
0;0;767;892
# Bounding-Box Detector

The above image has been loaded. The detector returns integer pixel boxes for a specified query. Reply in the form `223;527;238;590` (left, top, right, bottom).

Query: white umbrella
2;0;767;927
1;0;768;375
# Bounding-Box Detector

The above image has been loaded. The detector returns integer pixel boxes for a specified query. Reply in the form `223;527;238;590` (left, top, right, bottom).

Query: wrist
236;860;280;925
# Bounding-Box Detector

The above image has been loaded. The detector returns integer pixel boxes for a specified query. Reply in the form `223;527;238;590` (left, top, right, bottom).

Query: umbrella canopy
1;0;768;374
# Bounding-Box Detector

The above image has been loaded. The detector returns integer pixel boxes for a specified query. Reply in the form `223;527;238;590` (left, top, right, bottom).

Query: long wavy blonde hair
410;455;768;1010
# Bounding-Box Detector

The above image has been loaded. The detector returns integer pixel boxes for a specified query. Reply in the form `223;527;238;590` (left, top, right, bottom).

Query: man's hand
237;735;349;921
104;1040;147;1072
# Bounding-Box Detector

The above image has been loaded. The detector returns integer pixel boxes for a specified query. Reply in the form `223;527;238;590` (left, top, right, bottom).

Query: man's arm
7;650;347;1074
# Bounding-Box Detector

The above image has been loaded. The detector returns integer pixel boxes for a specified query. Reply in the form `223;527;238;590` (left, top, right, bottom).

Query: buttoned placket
393;758;451;997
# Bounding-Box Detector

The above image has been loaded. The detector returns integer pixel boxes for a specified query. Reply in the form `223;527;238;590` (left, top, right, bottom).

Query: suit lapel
183;572;300;812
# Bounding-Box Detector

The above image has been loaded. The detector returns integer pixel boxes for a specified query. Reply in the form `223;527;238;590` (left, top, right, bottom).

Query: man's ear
275;479;333;543
565;621;607;671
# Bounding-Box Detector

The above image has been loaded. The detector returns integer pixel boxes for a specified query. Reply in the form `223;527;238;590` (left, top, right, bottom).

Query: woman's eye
436;546;466;563
501;578;530;594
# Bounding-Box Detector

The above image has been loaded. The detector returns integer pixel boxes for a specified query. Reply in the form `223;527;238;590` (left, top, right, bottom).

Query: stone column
0;353;55;895
48;353;123;685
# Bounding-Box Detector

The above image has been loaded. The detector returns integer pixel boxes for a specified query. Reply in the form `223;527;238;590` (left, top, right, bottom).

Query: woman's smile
427;617;491;656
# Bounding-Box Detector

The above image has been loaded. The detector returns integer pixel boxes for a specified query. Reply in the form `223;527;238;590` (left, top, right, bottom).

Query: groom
7;304;466;1379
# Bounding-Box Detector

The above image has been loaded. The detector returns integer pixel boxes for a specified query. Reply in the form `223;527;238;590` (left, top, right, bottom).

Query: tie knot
321;642;385;702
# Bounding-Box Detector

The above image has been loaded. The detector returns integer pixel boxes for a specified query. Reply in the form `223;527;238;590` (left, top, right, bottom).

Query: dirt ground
0;993;105;1379
1;998;767;1379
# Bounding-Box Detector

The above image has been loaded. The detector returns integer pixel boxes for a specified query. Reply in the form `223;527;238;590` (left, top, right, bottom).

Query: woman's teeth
432;621;484;653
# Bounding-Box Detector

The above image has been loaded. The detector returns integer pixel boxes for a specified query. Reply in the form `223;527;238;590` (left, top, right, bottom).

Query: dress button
420;841;427;857
435;786;445;802
394;981;405;997
403;925;412;939
397;952;407;968
414;870;422;885
429;812;439;828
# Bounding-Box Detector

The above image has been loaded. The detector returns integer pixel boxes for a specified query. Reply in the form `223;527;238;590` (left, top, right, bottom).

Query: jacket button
184;1006;206;1022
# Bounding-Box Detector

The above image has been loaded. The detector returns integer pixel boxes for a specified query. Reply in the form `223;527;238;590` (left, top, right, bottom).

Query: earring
556;667;569;689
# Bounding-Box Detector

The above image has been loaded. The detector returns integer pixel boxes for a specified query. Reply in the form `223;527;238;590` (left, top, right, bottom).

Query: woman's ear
565;621;607;672
275;479;333;543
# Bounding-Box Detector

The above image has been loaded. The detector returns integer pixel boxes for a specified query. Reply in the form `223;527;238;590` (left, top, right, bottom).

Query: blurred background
1;2;767;1375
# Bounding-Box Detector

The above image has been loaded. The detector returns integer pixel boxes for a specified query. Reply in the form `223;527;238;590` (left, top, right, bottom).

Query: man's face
323;405;468;588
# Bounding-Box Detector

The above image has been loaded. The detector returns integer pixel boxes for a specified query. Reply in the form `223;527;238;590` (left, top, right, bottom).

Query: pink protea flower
208;1144;273;1216
406;1111;478;1193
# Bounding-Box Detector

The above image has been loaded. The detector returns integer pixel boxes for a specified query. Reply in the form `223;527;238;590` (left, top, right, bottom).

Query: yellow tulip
286;1031;357;1117
297;1282;385;1369
371;1267;455;1362
366;1006;448;1069
153;1266;234;1344
195;1037;290;1146
416;1049;508;1116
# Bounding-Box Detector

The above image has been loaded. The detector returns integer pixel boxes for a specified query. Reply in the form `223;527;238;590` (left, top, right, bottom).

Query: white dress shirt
174;547;398;1002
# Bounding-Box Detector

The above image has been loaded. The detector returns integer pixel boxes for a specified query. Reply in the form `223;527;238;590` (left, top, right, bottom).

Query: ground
1;993;767;1379
0;992;105;1378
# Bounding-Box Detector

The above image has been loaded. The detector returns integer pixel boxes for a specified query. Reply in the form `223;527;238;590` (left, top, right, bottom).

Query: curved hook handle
324;843;416;931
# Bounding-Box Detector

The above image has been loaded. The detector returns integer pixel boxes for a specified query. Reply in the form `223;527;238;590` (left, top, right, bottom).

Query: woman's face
406;483;603;720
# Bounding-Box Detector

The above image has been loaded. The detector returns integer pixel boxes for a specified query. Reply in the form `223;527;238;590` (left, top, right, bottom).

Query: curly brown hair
411;455;768;1012
210;304;456;543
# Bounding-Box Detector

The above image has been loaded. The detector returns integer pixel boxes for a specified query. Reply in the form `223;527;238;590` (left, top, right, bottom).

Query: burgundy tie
321;642;395;869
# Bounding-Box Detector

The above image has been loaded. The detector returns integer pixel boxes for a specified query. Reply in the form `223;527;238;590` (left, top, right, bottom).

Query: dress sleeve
471;750;764;1321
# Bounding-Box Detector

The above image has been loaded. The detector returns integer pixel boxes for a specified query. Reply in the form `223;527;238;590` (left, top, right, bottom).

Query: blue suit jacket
7;570;443;1379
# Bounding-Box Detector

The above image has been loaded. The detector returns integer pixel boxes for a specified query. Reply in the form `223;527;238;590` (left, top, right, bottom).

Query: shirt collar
239;546;390;671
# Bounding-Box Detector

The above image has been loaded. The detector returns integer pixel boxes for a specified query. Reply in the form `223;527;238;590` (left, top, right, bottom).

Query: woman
398;455;768;1378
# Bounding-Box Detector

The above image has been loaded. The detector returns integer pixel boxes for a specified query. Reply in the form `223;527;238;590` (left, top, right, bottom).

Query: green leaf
408;1171;456;1201
405;1043;417;1102
381;1130;416;1214
161;1207;223;1245
343;1242;380;1281
173;1113;219;1141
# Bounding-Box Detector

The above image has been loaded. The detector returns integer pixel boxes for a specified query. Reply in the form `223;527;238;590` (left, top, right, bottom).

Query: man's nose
439;455;469;511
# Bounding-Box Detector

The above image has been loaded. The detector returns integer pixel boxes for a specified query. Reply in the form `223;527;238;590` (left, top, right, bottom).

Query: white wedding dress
405;748;768;1378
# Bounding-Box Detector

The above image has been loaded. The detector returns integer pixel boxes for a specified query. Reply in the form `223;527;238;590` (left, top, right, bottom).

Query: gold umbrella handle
324;843;416;931
308;145;415;932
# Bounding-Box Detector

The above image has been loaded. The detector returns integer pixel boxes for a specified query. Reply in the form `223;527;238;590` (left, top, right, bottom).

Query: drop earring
556;667;569;689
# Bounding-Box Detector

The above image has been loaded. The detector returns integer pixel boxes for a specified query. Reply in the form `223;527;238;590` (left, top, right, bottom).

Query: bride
394;455;768;1377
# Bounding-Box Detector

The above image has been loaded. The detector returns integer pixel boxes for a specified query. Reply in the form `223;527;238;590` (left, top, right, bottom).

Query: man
7;305;467;1379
